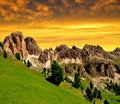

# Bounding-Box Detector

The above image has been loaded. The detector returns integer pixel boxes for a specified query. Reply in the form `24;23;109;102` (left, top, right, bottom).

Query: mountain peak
25;37;42;56
55;44;69;52
3;31;28;59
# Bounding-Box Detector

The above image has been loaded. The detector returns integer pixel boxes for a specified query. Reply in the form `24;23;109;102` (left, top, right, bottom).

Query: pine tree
46;61;63;86
86;87;93;102
97;90;102;100
73;72;81;88
93;87;98;98
90;82;94;89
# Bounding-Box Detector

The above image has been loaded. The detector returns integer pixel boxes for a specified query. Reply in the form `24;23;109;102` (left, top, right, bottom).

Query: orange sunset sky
0;0;120;51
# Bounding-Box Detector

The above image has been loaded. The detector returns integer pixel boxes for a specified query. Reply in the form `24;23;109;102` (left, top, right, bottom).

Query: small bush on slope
3;50;7;58
15;53;21;60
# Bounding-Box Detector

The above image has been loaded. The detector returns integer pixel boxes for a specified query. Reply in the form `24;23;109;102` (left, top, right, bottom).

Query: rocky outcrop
111;48;120;57
55;45;81;60
55;45;69;52
25;37;42;56
77;65;86;77
72;45;81;54
104;63;115;78
38;52;48;63
81;45;104;58
3;31;28;59
85;62;115;78
85;63;97;76
81;44;111;63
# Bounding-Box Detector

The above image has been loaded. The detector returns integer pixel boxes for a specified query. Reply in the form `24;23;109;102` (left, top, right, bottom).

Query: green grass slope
0;55;91;104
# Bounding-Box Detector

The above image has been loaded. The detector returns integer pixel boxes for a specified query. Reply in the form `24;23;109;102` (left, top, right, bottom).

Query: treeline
42;61;110;104
106;81;120;95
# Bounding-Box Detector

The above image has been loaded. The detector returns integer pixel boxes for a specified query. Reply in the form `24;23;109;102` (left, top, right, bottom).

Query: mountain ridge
2;31;120;83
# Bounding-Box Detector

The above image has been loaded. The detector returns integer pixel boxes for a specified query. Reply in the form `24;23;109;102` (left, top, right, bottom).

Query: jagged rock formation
25;37;42;56
85;62;115;78
55;44;69;52
39;52;48;63
72;45;82;54
3;31;28;59
81;44;112;63
37;45;83;68
2;31;120;81
55;45;82;65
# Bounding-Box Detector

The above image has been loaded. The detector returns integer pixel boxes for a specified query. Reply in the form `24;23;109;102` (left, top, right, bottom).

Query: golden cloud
61;0;72;7
0;0;53;24
91;0;120;15
75;0;84;3
0;0;120;25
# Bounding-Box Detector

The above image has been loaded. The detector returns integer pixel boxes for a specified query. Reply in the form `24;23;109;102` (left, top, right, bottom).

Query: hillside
0;54;91;104
0;53;120;104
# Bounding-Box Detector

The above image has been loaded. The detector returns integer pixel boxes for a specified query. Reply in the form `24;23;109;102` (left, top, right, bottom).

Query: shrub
3;51;7;58
80;85;84;91
46;61;63;86
90;82;94;89
104;99;109;104
64;76;71;83
42;68;47;77
93;87;98;98
73;72;81;88
15;53;21;60
85;87;93;102
24;60;26;65
0;42;3;48
97;90;102;100
27;60;32;67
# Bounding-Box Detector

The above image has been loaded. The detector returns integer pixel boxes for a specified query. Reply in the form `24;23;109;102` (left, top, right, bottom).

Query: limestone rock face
3;31;28;59
38;48;55;65
81;45;105;59
81;44;112;63
77;65;86;78
72;45;81;54
105;63;115;78
55;45;69;52
85;62;115;78
25;37;42;56
55;45;81;60
38;52;48;63
85;64;97;77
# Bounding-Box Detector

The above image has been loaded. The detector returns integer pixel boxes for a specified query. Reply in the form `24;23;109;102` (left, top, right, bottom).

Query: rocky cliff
25;37;42;56
3;31;28;59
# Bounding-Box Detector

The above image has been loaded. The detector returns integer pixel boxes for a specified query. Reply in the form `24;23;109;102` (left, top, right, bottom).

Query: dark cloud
0;0;120;25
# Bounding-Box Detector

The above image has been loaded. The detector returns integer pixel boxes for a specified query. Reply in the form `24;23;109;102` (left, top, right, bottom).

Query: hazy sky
0;0;120;51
